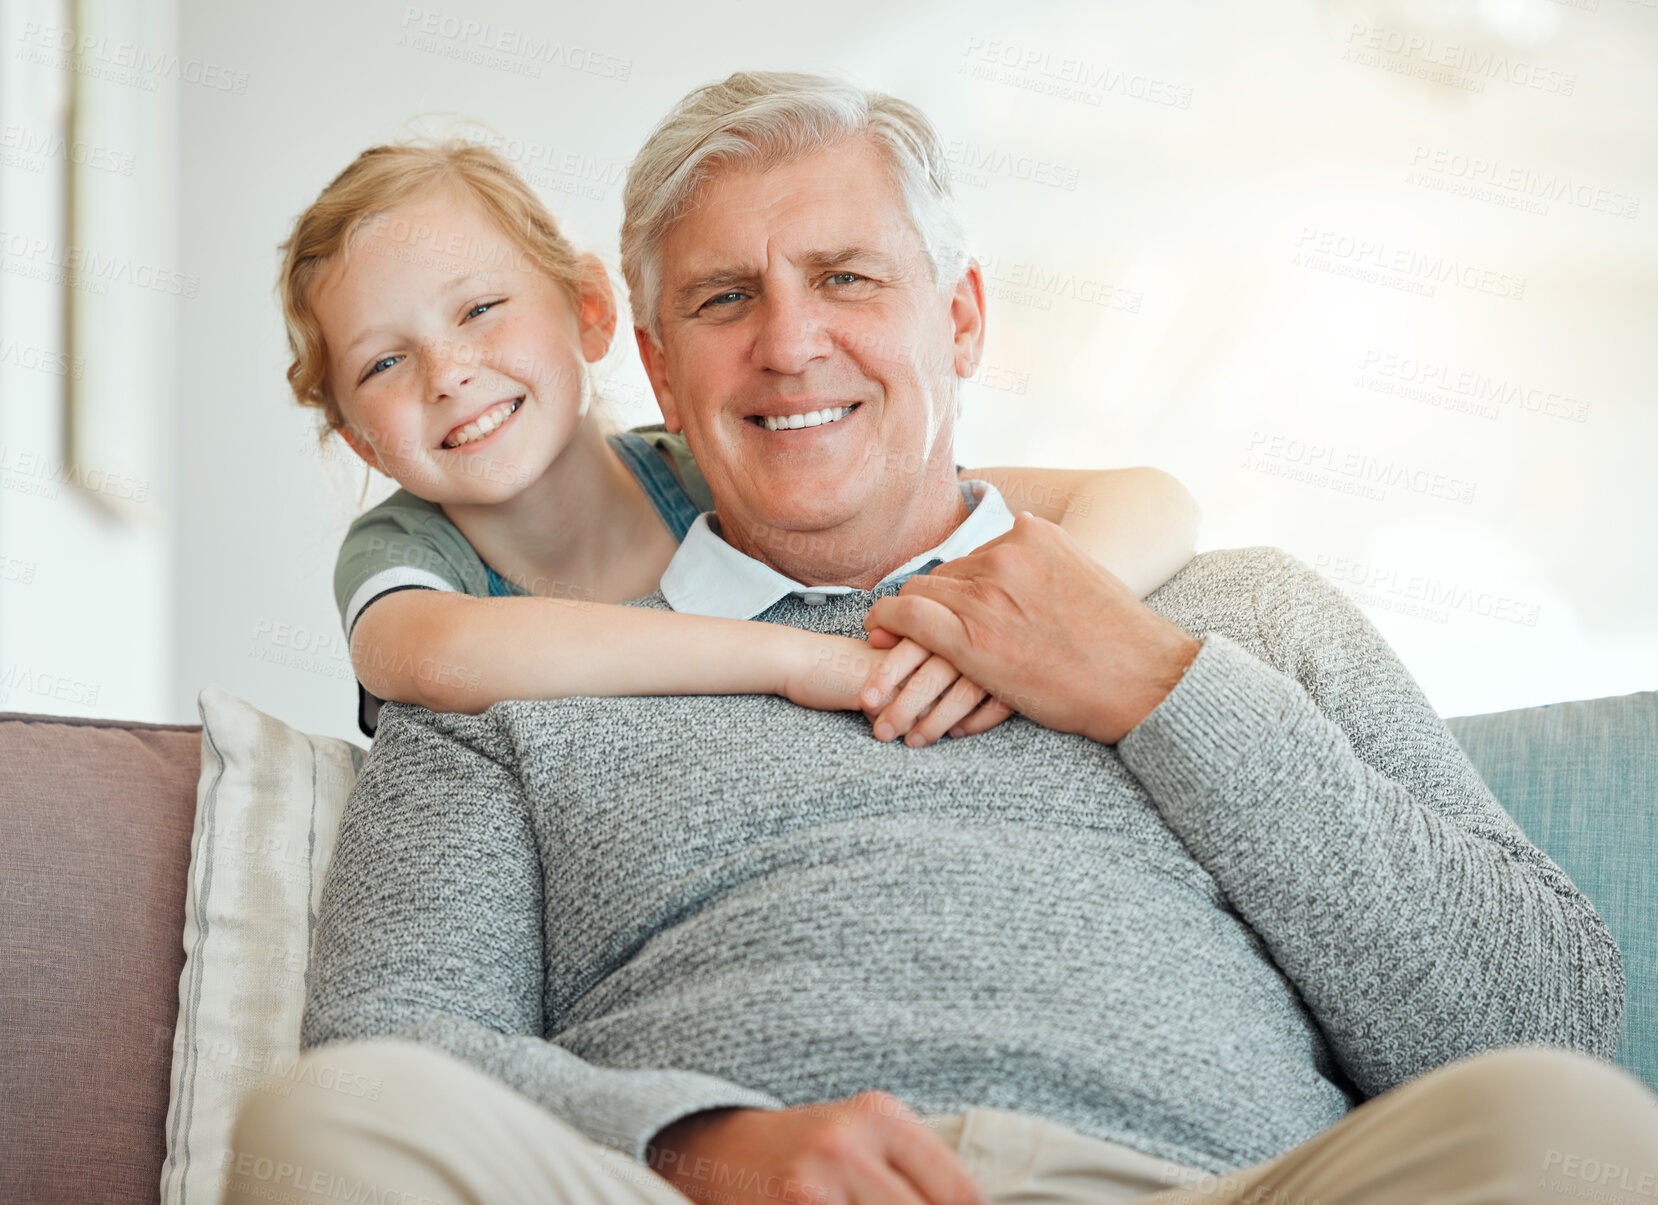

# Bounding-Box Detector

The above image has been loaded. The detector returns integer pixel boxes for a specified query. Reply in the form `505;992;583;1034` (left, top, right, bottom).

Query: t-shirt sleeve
333;491;490;638
333;492;494;740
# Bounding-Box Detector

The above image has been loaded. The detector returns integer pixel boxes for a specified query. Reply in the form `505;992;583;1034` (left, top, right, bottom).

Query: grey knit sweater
302;546;1624;1175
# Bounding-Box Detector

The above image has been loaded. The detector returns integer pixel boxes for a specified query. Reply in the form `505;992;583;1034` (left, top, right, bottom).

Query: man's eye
361;355;402;383
827;272;865;286
699;291;748;311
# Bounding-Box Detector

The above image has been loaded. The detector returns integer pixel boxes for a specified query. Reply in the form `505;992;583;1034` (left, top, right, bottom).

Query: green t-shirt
334;424;712;736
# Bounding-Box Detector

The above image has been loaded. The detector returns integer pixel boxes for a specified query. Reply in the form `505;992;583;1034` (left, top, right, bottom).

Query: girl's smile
440;396;524;451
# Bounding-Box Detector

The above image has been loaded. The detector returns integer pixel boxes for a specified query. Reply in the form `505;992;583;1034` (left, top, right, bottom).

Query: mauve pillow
0;711;202;1205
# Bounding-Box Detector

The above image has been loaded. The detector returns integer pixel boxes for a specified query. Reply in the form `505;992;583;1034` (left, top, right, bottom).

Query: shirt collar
661;480;1015;619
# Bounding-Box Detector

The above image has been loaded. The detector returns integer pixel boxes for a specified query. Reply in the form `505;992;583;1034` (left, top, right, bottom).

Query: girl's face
312;193;614;505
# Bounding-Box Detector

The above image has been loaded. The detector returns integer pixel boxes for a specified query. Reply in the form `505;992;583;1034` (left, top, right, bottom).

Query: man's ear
634;326;682;434
575;254;618;364
949;259;987;379
336;423;383;473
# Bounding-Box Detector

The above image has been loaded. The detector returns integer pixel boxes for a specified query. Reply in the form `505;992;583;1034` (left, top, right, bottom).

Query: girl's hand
778;632;1013;746
778;633;885;713
859;631;1015;747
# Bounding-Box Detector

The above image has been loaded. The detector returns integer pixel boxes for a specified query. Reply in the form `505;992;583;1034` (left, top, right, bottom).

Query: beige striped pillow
160;687;363;1205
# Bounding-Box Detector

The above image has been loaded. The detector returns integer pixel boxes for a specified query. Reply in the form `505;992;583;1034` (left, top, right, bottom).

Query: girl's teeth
445;399;520;448
764;406;850;432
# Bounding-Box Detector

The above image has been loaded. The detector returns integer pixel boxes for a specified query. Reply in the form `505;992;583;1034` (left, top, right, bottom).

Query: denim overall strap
608;430;704;542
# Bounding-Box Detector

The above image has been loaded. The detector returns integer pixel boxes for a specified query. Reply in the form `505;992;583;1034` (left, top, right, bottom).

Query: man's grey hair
620;71;971;343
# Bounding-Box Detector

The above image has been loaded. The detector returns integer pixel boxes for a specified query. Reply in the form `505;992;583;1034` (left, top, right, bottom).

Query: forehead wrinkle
806;246;894;269
662;150;922;310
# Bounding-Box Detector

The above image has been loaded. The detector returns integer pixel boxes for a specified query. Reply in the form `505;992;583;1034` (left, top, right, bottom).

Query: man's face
638;139;984;556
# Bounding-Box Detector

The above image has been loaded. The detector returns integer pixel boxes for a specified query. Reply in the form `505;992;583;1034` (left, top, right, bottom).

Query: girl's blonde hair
279;138;587;433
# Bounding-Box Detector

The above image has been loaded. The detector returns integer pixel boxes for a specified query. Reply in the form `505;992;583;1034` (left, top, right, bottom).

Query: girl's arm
350;465;1199;741
962;465;1200;597
349;588;885;717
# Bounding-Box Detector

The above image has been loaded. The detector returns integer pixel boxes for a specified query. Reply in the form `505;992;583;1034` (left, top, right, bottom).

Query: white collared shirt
660;480;1016;620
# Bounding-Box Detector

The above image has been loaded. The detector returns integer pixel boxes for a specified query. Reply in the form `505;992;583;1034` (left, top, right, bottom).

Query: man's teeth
761;406;853;432
444;399;521;449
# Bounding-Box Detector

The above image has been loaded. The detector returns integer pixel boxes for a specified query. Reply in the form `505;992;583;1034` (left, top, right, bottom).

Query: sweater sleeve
1116;547;1624;1097
300;700;788;1162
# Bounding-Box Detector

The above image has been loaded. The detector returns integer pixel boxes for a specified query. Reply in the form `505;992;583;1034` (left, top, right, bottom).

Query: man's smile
745;401;861;432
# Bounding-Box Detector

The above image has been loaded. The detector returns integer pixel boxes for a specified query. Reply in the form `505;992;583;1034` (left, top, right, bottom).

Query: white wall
163;0;1658;742
1;0;178;721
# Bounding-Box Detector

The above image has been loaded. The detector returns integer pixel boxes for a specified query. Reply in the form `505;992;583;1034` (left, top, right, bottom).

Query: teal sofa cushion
1447;692;1656;1094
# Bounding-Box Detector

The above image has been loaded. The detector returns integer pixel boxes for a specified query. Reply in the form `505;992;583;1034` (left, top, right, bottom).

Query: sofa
2;690;1653;1204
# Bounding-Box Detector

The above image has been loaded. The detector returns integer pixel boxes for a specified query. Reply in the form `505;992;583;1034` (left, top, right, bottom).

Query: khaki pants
224;1041;1658;1205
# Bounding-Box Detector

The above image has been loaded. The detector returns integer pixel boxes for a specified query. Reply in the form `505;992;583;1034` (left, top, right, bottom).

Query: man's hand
645;1092;986;1205
862;512;1202;746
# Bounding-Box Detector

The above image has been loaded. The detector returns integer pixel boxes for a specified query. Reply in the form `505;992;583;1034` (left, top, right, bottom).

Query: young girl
280;139;1199;746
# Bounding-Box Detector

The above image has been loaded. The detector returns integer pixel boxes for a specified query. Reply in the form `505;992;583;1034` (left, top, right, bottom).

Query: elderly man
230;73;1657;1205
